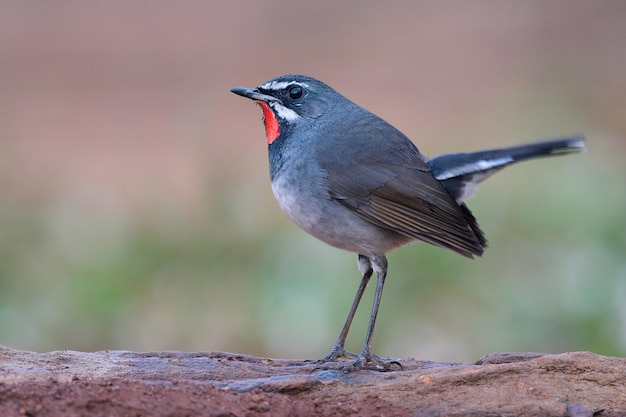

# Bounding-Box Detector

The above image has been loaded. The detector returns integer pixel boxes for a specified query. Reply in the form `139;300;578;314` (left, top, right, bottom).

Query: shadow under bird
231;74;585;371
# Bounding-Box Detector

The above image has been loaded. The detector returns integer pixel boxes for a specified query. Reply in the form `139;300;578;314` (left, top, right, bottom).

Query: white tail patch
434;157;513;181
551;138;586;153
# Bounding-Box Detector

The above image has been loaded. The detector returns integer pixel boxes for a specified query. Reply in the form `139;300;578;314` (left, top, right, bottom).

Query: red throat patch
257;101;280;144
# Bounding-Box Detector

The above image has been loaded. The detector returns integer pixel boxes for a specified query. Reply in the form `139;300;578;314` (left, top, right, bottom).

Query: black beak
230;87;279;102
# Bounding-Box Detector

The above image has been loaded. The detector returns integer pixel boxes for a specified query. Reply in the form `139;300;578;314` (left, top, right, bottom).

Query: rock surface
1;346;625;416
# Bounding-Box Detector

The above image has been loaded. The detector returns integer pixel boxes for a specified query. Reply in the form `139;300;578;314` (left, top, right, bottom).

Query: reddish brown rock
1;346;625;416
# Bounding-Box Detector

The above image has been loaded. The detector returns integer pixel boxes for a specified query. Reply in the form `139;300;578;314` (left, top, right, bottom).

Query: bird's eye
288;85;304;100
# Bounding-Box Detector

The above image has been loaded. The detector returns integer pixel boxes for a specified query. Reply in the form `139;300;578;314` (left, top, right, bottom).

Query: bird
230;74;585;371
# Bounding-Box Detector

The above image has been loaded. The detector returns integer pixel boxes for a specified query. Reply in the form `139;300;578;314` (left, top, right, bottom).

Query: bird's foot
341;352;403;373
311;345;358;365
322;345;360;362
310;346;402;373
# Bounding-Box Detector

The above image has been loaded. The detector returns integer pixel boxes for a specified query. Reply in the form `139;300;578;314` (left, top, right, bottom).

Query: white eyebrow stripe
260;80;310;90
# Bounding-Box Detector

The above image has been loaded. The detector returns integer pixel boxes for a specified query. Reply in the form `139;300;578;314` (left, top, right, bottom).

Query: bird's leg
344;255;402;372
318;255;372;362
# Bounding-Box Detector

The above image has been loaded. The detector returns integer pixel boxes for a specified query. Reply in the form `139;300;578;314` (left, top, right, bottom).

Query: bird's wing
312;107;486;258
324;158;486;258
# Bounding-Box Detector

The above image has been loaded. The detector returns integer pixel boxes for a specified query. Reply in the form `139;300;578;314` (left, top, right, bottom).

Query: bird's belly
271;176;411;256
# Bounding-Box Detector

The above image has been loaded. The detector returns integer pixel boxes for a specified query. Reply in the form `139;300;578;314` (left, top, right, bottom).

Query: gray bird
231;74;585;371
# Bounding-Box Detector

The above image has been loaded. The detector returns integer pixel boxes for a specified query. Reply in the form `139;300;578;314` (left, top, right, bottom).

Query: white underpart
455;171;492;203
457;183;479;203
434;157;513;181
271;176;319;233
269;102;299;121
260;80;310;91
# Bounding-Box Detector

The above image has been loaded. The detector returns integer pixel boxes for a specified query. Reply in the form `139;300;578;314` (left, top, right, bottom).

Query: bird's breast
270;173;412;256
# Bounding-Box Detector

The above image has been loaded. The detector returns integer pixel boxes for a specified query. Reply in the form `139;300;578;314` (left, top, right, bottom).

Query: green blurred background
1;1;625;363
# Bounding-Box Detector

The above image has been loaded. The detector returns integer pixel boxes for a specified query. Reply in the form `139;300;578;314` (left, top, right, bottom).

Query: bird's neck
268;135;288;182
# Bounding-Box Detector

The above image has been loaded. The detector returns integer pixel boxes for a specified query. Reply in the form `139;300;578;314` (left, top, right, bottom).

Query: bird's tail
429;136;586;203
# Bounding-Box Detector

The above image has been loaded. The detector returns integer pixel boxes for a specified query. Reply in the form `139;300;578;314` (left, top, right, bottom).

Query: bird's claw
341;352;403;373
317;345;359;362
310;346;402;373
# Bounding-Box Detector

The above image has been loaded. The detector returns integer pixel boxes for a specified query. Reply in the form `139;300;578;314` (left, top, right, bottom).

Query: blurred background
1;1;625;363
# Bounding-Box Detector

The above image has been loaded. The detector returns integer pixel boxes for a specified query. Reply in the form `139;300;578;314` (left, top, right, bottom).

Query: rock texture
1;346;625;416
